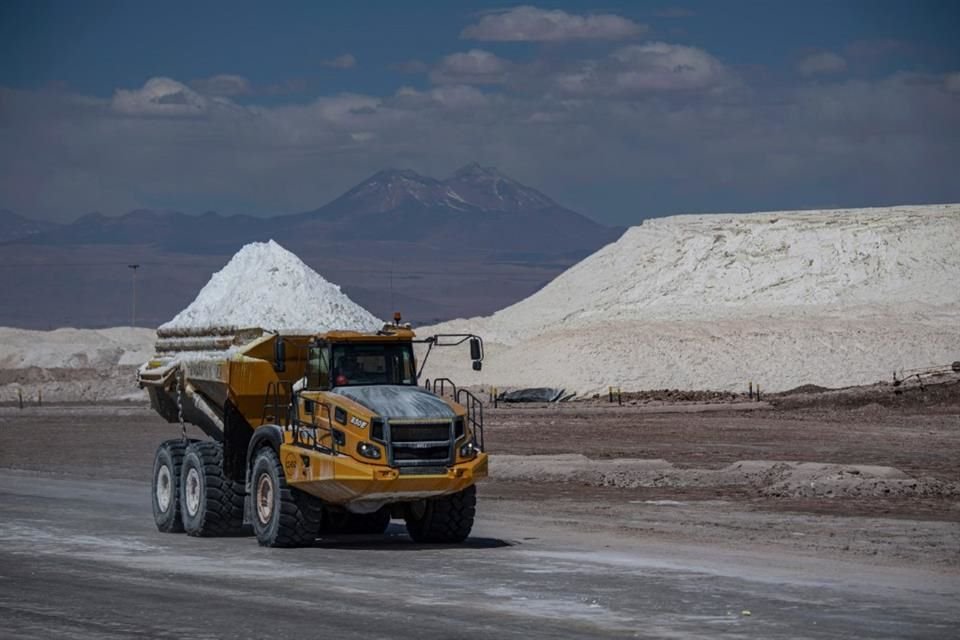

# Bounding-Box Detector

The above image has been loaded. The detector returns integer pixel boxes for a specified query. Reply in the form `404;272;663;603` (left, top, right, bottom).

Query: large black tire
404;485;476;543
250;447;323;547
152;440;187;533
321;508;391;535
180;441;246;537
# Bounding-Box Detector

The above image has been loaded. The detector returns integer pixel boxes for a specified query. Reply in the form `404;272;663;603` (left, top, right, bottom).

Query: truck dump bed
139;326;310;440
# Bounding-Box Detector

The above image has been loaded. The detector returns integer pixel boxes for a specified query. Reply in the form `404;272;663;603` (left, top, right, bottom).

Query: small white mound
160;240;382;334
421;204;960;393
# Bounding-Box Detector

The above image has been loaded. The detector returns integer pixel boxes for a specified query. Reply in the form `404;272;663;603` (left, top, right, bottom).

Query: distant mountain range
0;209;60;243
0;164;623;328
7;163;618;259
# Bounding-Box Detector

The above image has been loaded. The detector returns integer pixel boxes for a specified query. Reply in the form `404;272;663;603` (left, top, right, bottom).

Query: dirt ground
2;380;958;571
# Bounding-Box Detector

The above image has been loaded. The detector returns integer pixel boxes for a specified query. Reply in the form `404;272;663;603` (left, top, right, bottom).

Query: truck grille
384;421;453;468
390;423;449;442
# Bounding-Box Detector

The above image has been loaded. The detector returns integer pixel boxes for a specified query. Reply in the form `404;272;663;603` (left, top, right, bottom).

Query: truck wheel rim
256;474;274;524
156;465;172;512
185;467;201;516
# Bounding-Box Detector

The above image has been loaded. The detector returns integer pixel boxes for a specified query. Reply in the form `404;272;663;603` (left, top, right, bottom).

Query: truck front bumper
280;445;488;508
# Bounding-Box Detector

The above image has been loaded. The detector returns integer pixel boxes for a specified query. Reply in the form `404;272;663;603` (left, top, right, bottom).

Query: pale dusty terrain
2;380;958;566
1;382;957;637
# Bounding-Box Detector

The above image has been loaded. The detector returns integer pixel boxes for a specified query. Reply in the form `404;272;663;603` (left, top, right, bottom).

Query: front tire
250;447;322;547
152;440;187;533
180;441;246;537
404;485;476;543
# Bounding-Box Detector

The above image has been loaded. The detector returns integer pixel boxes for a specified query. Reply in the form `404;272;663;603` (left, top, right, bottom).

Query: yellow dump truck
138;316;486;547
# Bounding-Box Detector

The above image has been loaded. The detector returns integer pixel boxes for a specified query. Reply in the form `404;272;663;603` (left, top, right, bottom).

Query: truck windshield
331;343;417;387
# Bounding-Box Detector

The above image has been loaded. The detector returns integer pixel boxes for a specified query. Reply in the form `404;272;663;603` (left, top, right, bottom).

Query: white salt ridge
420;204;960;393
0;327;155;370
160;240;382;334
0;327;155;402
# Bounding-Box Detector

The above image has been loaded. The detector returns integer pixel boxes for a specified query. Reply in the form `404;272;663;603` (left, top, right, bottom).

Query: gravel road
1;402;957;638
2;470;958;639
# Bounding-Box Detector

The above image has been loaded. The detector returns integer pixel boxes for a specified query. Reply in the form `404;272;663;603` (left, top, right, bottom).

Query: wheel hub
256;473;274;524
156;465;172;512
185;467;201;517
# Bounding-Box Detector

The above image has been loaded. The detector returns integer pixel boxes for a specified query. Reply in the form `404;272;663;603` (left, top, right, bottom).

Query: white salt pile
160;240;382;334
420;204;960;394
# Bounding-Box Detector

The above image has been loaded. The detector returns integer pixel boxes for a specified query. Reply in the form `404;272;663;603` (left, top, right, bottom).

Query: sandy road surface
1;470;958;640
1;402;958;638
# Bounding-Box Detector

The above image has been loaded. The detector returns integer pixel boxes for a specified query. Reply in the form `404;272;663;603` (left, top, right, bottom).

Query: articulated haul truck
139;315;486;547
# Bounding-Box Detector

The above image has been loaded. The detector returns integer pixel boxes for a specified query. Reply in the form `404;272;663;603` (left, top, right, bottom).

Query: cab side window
306;345;330;389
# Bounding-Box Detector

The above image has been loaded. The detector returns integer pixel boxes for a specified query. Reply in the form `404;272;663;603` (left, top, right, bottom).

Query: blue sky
1;1;958;224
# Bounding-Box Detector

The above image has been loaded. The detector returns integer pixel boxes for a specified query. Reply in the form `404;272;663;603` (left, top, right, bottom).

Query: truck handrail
429;377;458;399
261;380;292;427
289;399;339;456
455;388;485;451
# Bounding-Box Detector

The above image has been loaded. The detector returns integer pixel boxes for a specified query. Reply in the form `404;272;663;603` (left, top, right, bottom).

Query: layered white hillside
420;204;960;393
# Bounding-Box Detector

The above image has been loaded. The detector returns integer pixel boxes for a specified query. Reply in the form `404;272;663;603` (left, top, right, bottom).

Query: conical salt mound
160;239;382;334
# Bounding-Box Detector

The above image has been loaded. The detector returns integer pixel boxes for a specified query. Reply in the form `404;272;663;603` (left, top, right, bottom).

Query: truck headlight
459;441;477;459
357;441;381;460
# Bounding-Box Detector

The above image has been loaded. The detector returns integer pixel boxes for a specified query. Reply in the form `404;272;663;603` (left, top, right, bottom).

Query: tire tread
404;485;476;543
252;447;322;548
182;441;247;537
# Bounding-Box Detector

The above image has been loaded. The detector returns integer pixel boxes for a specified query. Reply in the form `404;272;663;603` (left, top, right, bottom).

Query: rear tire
250;447;322;547
152;440;186;533
180;441;247;537
404;485;476;543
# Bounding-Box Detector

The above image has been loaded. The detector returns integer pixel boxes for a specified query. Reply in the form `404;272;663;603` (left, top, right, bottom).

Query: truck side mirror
469;337;482;361
274;338;286;373
472;361;482;371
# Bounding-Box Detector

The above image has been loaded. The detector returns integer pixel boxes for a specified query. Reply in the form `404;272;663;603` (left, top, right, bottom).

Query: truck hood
330;385;456;419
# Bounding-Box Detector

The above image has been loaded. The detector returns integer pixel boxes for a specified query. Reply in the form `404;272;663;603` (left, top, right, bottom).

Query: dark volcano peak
451;162;504;180
444;162;554;211
369;167;433;183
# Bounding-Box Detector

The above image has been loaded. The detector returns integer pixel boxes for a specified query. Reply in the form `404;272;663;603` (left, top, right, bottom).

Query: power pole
128;264;140;327
389;264;395;314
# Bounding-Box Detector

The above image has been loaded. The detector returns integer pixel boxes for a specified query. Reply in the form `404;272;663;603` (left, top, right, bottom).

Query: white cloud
611;43;730;91
388;85;491;111
350;131;375;143
111;77;211;116
431;49;511;85
427;84;491;109
190;74;252;97
462;6;645;42
553;43;732;95
320;54;357;69
797;52;848;76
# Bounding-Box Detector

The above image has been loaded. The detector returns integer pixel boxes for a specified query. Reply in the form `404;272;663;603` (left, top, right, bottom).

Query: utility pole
128;264;140;327
389;264;395;314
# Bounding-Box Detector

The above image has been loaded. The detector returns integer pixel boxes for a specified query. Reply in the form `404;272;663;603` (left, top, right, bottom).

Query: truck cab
291;328;483;477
